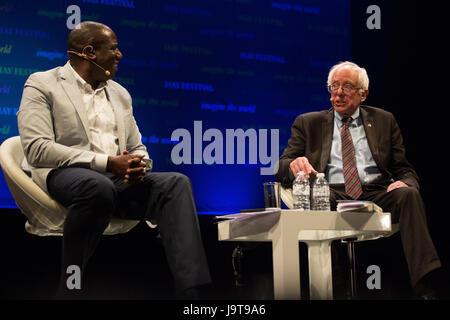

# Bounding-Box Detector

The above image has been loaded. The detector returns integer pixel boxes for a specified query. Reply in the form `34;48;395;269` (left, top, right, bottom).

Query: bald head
67;21;113;58
66;21;122;88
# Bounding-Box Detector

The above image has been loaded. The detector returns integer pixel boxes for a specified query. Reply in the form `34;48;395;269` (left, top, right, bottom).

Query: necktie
341;117;362;199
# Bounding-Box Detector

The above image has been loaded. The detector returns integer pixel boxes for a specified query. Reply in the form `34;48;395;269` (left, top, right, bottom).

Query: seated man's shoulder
360;104;394;119
295;108;332;123
26;66;61;88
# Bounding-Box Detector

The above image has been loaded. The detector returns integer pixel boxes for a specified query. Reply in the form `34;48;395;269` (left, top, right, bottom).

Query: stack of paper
215;209;280;221
336;201;382;213
215;209;281;238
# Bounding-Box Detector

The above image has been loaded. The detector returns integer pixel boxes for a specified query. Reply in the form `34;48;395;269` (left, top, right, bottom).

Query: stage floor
0;208;448;300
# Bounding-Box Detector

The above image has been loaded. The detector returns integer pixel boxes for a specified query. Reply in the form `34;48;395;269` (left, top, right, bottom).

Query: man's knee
175;172;191;183
391;186;421;202
63;176;116;231
389;187;425;220
168;172;192;190
81;177;117;213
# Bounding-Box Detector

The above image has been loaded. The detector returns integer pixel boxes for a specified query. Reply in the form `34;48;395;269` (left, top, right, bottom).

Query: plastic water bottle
312;173;331;211
293;171;310;210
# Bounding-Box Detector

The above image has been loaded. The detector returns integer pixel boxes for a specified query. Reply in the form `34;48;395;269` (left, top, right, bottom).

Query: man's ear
360;89;369;102
82;45;96;59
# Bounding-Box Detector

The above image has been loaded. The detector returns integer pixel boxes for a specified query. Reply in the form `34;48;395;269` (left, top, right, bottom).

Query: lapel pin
368;123;372;127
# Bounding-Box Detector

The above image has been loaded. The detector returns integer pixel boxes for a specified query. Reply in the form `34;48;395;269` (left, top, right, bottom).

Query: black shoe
413;272;440;300
417;291;439;300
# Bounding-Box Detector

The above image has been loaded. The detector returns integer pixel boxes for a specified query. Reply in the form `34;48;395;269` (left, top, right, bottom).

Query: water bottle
312;173;331;211
293;171;310;210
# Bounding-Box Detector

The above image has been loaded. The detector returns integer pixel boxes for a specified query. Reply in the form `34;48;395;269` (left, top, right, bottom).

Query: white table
218;210;396;300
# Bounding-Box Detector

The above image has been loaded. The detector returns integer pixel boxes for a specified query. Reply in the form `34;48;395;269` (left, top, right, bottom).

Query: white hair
327;61;369;92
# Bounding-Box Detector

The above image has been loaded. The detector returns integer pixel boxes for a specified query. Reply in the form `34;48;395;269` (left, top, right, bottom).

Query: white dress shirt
68;63;119;172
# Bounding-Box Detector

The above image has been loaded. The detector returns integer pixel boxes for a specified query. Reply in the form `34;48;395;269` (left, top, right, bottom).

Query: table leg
305;240;333;300
271;221;301;300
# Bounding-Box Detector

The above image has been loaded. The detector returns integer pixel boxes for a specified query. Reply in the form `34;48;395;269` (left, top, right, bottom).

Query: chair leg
346;240;357;299
232;245;245;287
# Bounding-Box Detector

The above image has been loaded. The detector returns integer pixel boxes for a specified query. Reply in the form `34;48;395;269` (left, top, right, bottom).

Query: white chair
280;186;399;299
0;136;156;237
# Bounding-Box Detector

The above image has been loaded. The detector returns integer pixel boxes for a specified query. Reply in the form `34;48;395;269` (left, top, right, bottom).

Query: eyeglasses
327;83;361;95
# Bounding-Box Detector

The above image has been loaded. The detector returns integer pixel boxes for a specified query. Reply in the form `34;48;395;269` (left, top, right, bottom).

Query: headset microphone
67;50;111;76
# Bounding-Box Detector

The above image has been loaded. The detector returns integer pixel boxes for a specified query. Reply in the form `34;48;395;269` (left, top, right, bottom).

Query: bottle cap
317;173;324;178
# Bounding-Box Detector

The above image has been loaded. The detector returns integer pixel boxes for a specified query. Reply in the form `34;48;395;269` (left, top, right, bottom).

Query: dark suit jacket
275;105;419;190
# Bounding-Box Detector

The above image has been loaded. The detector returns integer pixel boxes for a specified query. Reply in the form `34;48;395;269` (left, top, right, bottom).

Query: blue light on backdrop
0;0;351;213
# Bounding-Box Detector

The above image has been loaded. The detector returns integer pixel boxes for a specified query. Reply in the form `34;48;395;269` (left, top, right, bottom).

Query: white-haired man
275;61;442;299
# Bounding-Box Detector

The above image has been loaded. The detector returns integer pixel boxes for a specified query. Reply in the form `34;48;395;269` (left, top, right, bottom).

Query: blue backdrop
0;0;351;213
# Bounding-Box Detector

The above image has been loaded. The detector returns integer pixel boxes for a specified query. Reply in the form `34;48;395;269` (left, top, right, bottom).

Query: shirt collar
67;62;107;93
334;107;360;127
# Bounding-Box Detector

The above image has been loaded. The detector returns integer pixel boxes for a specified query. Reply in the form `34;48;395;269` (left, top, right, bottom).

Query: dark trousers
47;167;211;294
329;183;441;287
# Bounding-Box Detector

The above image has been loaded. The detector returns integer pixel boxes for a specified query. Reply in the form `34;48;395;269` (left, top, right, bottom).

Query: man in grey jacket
17;21;211;298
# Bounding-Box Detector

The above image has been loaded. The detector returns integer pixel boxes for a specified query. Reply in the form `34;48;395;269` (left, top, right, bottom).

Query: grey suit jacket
275;105;419;190
17;61;152;193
